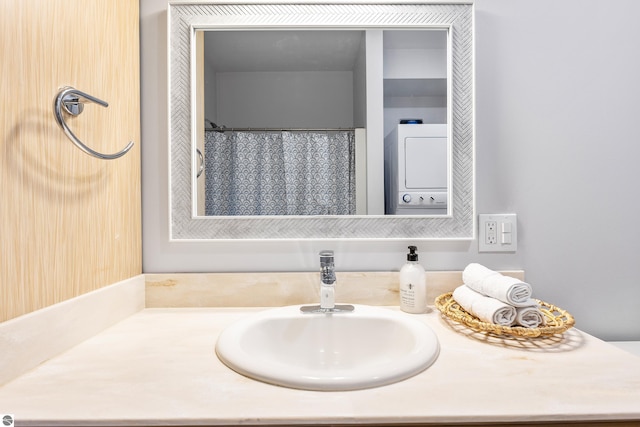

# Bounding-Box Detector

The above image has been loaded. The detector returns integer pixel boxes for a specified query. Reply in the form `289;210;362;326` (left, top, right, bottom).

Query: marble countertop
1;305;640;426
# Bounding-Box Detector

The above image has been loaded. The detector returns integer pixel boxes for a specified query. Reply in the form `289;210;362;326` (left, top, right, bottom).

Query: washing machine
384;124;448;215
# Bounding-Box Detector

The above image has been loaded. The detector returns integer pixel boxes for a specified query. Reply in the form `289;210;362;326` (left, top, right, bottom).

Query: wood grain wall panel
0;0;141;322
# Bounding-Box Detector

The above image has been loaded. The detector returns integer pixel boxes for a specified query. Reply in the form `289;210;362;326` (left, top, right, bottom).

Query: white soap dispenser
399;245;427;314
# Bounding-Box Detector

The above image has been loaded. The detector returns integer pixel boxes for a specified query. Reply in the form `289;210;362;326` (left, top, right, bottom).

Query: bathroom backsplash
145;271;525;308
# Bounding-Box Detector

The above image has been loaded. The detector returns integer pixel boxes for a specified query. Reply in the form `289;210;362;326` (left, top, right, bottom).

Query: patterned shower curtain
204;130;355;216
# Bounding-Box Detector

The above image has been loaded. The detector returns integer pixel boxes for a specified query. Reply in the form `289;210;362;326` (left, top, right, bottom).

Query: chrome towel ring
53;86;134;160
196;148;204;178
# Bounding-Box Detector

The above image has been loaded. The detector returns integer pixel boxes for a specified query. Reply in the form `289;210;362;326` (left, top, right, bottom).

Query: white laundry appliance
384;124;448;215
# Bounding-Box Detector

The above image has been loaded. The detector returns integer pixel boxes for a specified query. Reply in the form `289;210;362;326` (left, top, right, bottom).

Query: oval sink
215;305;439;391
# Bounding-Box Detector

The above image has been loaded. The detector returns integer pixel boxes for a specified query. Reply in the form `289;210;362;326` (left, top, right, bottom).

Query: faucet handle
319;249;334;260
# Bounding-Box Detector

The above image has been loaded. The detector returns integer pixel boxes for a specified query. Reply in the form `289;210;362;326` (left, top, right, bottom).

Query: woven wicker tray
434;292;575;338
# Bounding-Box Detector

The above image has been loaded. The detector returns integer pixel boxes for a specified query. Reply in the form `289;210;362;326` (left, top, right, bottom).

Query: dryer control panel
399;191;447;207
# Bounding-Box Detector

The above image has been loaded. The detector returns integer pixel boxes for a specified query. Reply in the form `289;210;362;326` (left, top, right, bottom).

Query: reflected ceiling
203;31;365;72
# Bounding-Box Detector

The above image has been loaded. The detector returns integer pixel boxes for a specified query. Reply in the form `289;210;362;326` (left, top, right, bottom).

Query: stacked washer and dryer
381;29;449;216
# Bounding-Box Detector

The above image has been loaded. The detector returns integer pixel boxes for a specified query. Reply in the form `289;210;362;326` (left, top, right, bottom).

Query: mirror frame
168;2;474;240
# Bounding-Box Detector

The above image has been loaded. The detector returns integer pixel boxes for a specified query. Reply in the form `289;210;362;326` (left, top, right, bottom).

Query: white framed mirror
169;2;474;240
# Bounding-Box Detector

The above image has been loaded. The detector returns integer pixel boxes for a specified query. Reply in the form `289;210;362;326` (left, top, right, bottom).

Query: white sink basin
215;304;439;391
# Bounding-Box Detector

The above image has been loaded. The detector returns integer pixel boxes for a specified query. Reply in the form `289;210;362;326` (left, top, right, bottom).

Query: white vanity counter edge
1;306;639;426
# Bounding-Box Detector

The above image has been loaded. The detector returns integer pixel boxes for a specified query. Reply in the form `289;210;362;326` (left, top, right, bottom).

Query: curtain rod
205;127;356;132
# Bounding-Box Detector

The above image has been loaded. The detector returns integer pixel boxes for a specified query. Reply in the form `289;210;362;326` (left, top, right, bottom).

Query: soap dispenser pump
399;245;427;314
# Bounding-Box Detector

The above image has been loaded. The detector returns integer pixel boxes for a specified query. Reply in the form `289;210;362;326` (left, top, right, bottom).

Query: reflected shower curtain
204;131;355;216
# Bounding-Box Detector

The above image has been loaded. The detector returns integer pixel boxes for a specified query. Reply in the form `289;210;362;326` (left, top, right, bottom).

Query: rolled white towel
515;305;546;328
452;285;516;326
462;263;533;307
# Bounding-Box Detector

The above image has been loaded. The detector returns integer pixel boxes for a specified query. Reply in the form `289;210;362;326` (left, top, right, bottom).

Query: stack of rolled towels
453;263;546;328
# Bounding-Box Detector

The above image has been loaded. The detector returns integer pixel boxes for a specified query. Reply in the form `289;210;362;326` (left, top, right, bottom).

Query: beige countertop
1;304;640;426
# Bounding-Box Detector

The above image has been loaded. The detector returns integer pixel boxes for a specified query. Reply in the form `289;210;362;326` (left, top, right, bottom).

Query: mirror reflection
195;29;448;217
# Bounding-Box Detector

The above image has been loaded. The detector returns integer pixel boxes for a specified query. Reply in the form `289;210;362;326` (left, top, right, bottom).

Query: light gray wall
353;36;367;128
140;0;640;340
213;71;354;128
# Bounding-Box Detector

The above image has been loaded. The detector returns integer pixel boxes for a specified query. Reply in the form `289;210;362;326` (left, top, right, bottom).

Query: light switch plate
478;214;517;252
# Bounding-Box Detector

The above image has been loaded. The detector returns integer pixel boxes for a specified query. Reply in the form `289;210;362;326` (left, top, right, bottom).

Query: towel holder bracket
53;86;133;160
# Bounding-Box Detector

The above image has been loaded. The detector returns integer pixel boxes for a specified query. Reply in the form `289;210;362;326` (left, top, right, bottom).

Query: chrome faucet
319;250;336;309
300;250;354;314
